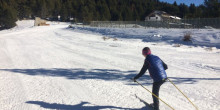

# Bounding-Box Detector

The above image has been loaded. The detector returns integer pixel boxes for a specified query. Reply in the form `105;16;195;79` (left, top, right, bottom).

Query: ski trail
0;38;29;110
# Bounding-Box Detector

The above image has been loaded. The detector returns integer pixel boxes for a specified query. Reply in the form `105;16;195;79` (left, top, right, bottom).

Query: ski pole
134;80;175;110
167;78;199;110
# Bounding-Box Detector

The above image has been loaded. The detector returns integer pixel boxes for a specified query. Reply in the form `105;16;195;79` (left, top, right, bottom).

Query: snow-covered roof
146;10;181;20
170;16;181;20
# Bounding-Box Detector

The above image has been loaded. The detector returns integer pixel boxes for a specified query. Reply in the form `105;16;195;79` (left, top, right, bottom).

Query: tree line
0;0;220;29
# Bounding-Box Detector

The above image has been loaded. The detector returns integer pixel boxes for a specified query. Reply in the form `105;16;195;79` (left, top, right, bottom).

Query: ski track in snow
0;20;220;110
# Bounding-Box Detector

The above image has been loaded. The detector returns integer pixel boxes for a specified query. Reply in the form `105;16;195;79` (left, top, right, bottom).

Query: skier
132;47;168;110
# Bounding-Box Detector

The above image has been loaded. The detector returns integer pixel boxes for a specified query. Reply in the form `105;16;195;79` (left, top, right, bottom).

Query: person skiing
132;47;168;110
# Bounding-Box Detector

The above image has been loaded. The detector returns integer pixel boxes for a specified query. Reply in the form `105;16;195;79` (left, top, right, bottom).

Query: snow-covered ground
0;20;220;110
73;25;220;49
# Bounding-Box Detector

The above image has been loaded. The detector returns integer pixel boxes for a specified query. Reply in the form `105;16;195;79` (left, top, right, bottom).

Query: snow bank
15;20;35;29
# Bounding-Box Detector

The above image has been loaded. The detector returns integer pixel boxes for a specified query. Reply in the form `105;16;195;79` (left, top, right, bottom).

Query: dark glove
131;78;137;82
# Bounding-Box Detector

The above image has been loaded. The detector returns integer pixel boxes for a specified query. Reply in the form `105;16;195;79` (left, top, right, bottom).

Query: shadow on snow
0;68;219;85
26;101;149;110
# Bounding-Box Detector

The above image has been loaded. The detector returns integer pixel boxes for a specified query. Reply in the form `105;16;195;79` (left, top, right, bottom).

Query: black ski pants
152;79;166;110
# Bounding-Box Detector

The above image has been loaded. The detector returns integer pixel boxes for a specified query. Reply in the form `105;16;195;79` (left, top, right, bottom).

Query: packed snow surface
0;20;220;110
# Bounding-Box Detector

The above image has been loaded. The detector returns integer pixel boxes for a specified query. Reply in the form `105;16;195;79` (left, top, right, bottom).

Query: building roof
170;16;181;20
146;11;171;18
146;10;181;20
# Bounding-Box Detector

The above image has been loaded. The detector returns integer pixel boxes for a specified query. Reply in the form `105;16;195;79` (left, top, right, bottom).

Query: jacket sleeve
161;60;168;70
134;61;149;79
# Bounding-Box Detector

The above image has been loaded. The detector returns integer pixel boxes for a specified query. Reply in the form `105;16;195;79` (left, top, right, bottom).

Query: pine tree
173;1;177;6
53;0;62;20
110;8;120;21
40;0;48;18
17;0;31;19
204;0;220;17
178;3;189;18
46;0;55;18
0;1;17;29
189;3;196;18
60;4;68;21
96;0;111;21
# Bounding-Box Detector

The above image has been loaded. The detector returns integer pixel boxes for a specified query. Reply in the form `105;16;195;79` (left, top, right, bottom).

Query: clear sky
159;0;204;6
